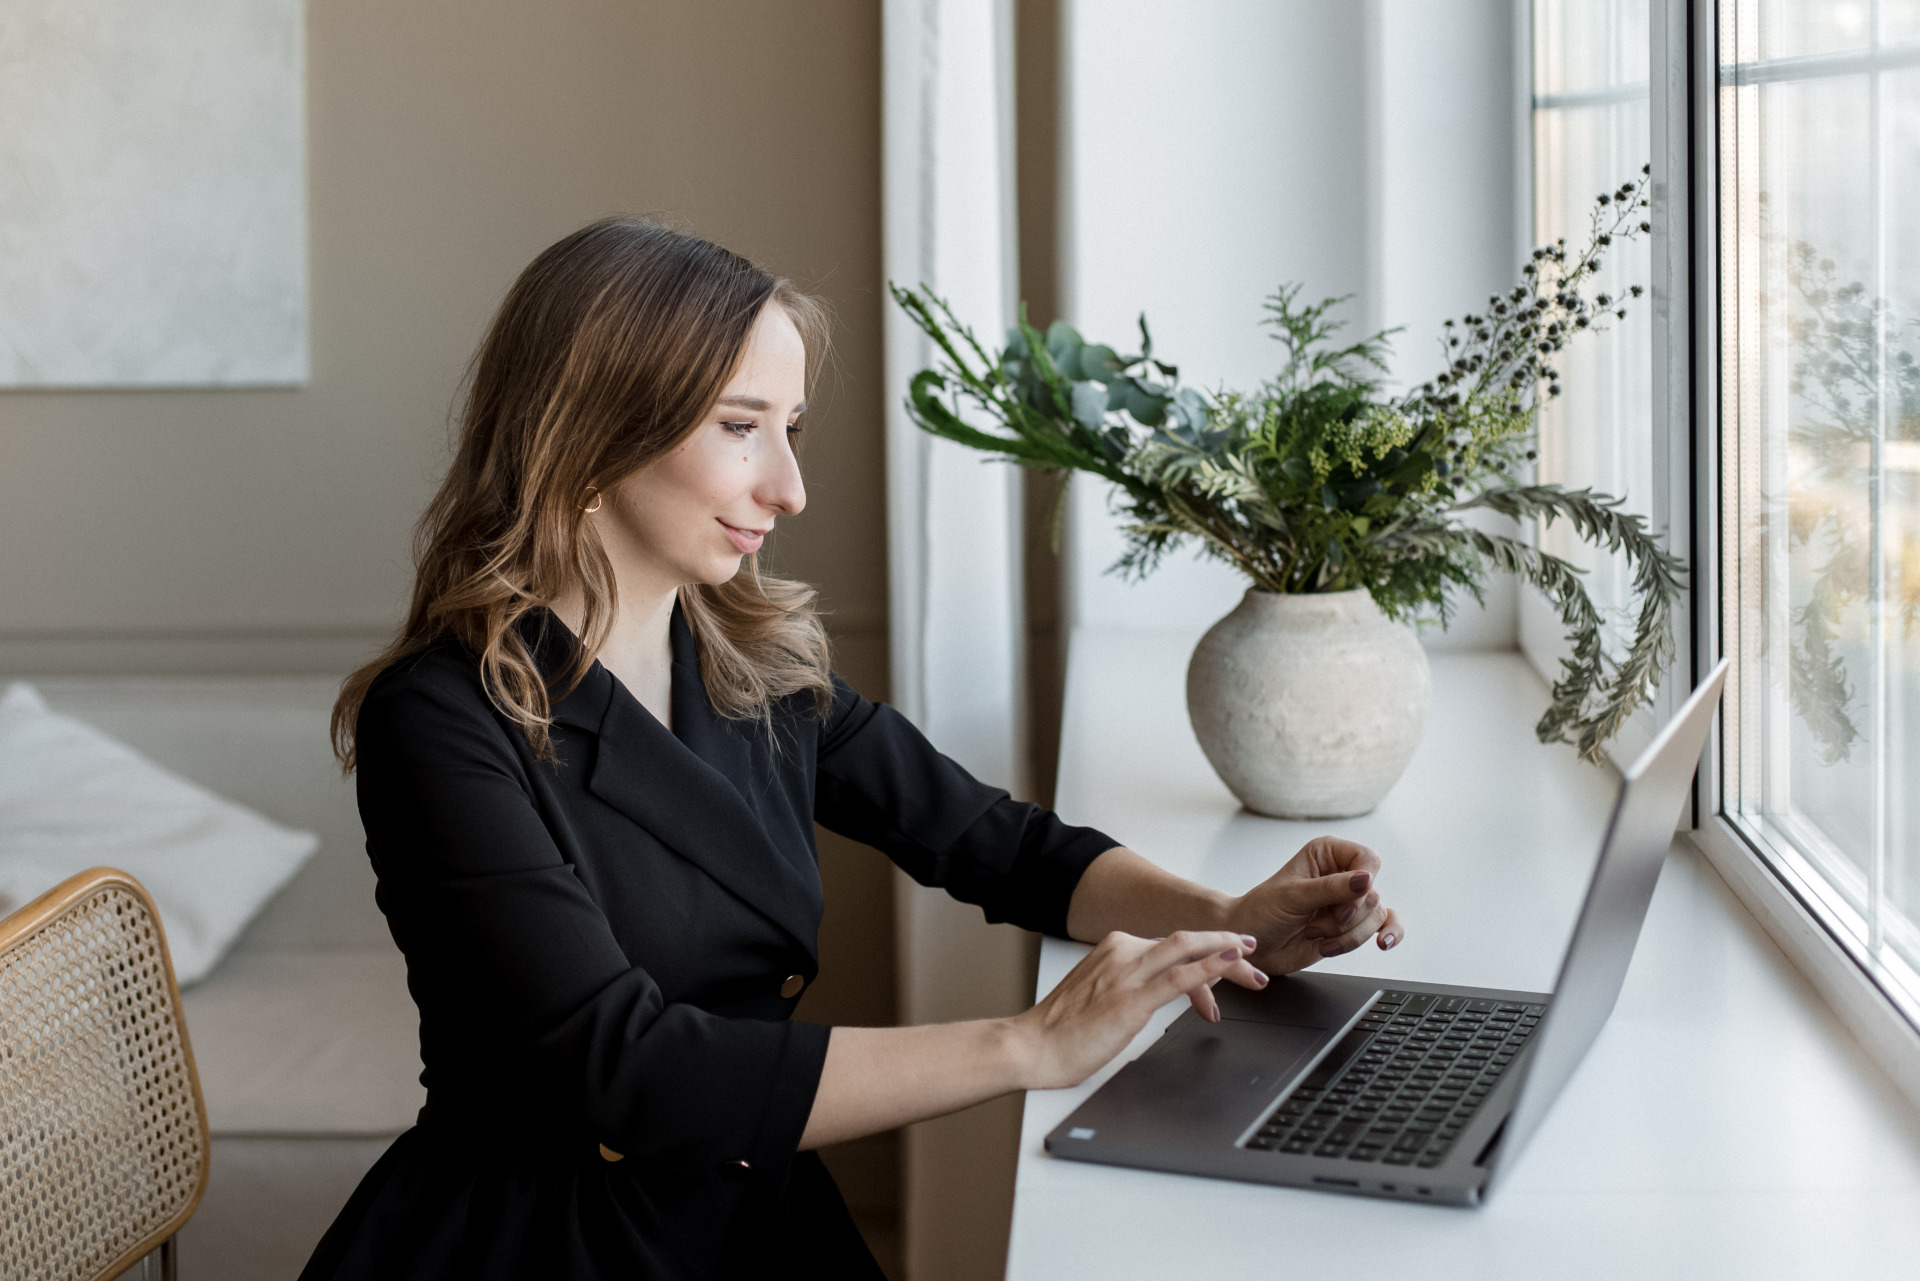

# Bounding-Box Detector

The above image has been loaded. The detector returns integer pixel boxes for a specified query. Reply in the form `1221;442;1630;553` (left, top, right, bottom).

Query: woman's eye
721;420;757;437
786;421;803;436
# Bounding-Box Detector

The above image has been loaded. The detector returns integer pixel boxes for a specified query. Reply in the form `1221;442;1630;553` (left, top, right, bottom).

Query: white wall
0;0;893;685
1061;0;1524;650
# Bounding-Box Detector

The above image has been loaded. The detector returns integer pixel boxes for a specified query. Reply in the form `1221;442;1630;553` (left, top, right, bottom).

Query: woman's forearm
797;843;1395;1150
1064;846;1235;943
797;849;1248;1150
799;1020;1030;1150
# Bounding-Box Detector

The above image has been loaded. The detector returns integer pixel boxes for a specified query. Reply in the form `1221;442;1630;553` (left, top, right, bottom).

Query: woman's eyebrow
717;394;806;415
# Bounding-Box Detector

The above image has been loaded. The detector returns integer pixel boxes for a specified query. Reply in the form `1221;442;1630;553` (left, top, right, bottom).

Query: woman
305;218;1403;1280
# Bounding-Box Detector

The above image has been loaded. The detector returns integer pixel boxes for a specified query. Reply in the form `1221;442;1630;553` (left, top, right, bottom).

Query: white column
1060;0;1519;647
881;3;1027;1278
1370;0;1524;651
1060;0;1373;634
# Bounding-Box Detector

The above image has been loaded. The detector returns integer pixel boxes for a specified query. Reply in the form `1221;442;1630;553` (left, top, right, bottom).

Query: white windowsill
1007;627;1920;1277
1687;816;1920;1113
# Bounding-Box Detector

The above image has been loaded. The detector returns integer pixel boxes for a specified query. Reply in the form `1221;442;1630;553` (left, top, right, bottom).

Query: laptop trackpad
1065;1018;1327;1151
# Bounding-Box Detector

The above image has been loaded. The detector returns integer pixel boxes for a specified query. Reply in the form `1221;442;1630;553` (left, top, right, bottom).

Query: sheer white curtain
881;3;1026;1278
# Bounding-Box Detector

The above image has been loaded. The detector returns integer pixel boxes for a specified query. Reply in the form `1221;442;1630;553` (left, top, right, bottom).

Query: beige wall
0;0;901;1256
0;0;887;676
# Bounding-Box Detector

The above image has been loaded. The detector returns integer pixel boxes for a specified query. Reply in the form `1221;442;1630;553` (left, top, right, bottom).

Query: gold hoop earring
580;487;602;514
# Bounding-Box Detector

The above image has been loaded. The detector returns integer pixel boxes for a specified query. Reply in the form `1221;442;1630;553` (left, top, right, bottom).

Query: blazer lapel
662;609;821;887
528;608;823;958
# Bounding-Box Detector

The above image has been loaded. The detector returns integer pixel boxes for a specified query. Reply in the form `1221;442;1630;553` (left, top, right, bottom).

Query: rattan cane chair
0;868;211;1281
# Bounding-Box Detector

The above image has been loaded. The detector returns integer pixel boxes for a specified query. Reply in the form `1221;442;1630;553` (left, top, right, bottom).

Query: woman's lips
719;520;766;554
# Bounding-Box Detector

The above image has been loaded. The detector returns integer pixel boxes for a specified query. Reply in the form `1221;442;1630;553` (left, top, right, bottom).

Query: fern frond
1462;485;1685;761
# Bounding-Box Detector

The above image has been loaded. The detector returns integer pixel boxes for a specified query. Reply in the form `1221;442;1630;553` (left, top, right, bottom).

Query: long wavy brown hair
331;217;834;771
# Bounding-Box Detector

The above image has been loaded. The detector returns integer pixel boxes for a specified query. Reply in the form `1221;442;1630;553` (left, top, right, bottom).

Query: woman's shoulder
746;670;858;747
805;670;886;750
364;638;485;706
356;639;507;753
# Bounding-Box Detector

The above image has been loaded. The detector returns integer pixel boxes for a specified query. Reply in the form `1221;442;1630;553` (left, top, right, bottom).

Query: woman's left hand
1220;836;1403;981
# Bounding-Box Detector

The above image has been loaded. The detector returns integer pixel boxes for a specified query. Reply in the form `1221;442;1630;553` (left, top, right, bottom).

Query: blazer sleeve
811;675;1119;938
355;662;828;1181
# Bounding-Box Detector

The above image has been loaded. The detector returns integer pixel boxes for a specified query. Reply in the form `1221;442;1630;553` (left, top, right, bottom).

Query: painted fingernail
1218;947;1241;960
1253;970;1270;987
1337;905;1355;926
1318;940;1343;957
1382;933;1398;949
1349;872;1371;893
1239;934;1258;950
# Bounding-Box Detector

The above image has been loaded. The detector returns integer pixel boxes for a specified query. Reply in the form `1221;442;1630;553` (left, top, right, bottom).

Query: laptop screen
1488;661;1727;1184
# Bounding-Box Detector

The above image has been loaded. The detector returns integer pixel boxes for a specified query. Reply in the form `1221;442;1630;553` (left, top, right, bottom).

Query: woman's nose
758;433;807;516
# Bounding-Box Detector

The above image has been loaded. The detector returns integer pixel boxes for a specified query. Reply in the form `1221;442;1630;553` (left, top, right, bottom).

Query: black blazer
299;607;1114;1281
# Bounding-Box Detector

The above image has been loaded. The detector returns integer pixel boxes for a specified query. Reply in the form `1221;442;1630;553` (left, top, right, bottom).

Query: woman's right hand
1008;930;1266;1091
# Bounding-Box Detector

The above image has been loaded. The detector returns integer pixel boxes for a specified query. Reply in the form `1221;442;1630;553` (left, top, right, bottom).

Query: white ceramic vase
1185;588;1431;819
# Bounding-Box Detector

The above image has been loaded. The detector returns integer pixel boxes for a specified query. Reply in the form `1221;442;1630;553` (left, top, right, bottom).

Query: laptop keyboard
1243;990;1545;1168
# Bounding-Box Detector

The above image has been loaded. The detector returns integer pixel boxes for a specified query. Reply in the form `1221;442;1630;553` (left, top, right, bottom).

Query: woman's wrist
1214;890;1251;935
1199;887;1241;932
998;1011;1048;1092
1066;846;1241;942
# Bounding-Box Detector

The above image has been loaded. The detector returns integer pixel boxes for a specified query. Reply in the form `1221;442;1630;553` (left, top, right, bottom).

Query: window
1530;1;1658;737
1719;0;1920;1023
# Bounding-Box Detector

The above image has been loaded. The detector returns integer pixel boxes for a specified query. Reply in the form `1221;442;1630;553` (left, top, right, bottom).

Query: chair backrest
0;868;211;1281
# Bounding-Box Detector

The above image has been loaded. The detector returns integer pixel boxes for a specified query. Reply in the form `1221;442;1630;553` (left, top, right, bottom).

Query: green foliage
891;169;1685;763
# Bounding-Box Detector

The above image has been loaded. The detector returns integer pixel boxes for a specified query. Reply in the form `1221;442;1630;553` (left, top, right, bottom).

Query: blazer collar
521;609;611;733
521;605;822;958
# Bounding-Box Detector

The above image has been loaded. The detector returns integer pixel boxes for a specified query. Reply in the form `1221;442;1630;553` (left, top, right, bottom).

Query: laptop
1044;659;1729;1207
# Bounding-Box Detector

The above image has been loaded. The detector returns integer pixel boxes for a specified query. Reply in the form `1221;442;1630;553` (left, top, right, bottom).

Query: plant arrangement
892;168;1684;763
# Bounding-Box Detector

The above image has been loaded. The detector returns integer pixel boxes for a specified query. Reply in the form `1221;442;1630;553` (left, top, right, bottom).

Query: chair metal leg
140;1235;178;1281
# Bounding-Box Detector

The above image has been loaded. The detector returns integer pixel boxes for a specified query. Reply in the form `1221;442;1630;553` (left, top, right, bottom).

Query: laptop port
1311;1177;1360;1188
1416;1187;1432;1196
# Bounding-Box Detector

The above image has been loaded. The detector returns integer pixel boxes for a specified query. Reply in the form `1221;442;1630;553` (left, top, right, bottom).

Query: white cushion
0;681;317;985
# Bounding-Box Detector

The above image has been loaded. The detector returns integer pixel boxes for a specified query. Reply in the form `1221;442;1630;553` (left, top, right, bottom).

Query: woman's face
601;302;809;593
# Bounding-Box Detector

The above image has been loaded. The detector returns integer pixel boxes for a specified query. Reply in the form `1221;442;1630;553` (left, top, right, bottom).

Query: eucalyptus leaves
892;169;1684;763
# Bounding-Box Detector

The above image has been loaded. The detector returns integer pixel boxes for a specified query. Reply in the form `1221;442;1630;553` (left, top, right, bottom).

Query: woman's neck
553;583;679;730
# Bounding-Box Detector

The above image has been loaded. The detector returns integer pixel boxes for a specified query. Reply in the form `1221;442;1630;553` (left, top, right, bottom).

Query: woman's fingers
1299;890;1381;940
1314;897;1391;957
1141;931;1254;1005
1293;836;1383;879
1375;907;1404;951
1156;951;1259;1010
1141;930;1252;975
1223;956;1270;989
1024;930;1268;1089
1090;930;1158;967
1188;956;1271;1020
1286;868;1377;922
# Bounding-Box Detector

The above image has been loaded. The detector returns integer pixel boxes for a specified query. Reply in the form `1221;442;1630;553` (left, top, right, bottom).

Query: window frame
1656;0;1920;1107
